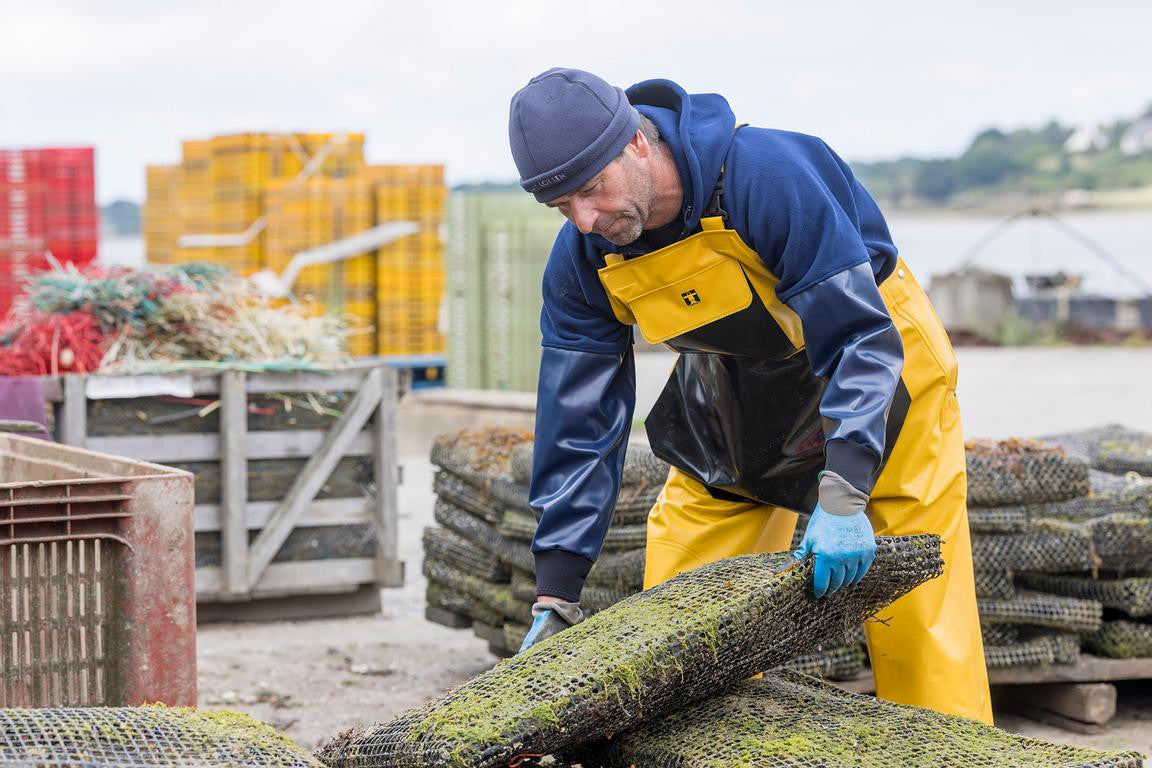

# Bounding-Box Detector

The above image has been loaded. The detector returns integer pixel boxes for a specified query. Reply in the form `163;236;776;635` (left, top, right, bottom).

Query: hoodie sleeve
738;138;904;496
530;236;635;601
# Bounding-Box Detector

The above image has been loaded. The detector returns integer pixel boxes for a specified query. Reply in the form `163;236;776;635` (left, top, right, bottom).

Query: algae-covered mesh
568;671;1140;768
0;706;321;767
422;527;509;582
317;536;942;768
426;581;505;628
978;590;1102;632
968;506;1031;533
1017;574;1152;618
434;498;534;572
423;559;526;623
430;427;534;478
970;525;1094;573
984;633;1081;668
966;438;1089;506
974;569;1016;599
1083;619;1152;658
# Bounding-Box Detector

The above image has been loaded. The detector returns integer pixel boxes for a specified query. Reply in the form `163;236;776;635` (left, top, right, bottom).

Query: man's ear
631;128;650;159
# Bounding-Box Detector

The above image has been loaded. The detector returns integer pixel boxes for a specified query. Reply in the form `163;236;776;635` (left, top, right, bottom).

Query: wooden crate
39;363;403;620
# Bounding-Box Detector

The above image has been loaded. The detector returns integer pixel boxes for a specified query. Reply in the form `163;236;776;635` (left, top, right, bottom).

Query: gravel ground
197;346;1152;758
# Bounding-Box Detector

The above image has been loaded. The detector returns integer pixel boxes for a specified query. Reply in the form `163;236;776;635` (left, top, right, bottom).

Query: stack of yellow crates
144;132;444;357
373;165;446;356
264;176;378;356
143;166;180;266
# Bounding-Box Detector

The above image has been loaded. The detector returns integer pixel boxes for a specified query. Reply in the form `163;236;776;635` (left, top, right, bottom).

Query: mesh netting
968;506;1031;533
1089;513;1152;573
430;428;534;478
502;622;530;652
965;438;1090;506
0;706;321;767
422;559;526;624
772;644;867;680
970;526;1095;573
316;536;942;768
1034;489;1152;521
422;527;509;583
1082;619;1152;658
1042;424;1152;474
984;633;1082;668
1017;573;1152;618
567;671;1138;768
433;499;535;573
981;623;1021;646
433;471;506;525
977;590;1102;632
426;581;505;628
974;569;1016;599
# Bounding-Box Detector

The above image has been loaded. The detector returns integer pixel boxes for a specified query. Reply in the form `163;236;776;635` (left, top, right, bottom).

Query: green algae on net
316;535;944;768
572;670;1144;768
0;705;322;767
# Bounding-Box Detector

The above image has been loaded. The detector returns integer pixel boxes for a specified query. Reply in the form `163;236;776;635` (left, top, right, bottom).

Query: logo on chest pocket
681;289;701;306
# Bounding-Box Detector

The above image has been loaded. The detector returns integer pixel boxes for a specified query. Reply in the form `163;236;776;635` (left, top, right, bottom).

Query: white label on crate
86;375;196;399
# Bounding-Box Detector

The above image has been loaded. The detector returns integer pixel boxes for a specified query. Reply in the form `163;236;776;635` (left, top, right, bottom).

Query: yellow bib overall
597;216;993;723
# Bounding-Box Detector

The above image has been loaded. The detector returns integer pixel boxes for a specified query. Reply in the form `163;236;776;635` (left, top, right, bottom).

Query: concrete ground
197;346;1152;758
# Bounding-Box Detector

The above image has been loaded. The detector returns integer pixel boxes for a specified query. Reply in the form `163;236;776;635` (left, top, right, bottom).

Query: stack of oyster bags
422;426;869;677
423;424;1152;672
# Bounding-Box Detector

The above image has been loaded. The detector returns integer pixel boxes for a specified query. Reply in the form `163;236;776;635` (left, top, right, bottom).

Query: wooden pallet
40;364;404;614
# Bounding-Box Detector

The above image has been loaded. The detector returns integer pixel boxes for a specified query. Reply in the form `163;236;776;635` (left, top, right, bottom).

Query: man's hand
517;598;584;653
792;505;876;599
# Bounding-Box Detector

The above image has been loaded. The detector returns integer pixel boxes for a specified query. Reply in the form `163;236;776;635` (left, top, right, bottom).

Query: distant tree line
854;104;1152;207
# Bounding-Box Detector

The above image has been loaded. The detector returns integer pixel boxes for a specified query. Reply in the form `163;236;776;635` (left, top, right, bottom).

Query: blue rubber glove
792;503;876;599
517;600;584;653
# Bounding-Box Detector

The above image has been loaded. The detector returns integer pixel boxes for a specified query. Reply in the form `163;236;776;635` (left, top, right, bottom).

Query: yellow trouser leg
642;259;991;723
866;260;992;723
643;468;797;589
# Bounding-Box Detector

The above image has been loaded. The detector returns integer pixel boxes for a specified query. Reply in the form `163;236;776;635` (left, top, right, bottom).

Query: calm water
886;209;1152;298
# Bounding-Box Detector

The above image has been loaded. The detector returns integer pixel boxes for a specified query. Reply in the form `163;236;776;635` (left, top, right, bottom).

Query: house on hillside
1119;116;1152;155
1064;124;1109;153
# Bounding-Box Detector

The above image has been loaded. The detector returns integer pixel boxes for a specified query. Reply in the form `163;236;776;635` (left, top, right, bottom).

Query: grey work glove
517;600;584;653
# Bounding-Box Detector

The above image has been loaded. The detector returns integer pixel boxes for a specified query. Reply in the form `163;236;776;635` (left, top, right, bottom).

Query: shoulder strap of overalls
700;123;749;229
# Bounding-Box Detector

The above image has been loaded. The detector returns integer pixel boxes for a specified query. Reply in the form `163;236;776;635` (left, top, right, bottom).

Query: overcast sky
3;0;1150;203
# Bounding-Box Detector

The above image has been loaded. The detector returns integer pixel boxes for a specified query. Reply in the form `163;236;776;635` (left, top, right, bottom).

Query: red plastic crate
0;433;196;707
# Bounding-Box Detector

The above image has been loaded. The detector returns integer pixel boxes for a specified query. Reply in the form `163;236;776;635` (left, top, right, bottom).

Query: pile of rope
0;261;350;374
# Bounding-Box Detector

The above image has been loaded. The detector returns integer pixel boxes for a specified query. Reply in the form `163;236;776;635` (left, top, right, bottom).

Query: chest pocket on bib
598;244;753;345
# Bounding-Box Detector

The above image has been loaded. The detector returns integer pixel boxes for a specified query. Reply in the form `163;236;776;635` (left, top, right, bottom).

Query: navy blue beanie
509;68;641;202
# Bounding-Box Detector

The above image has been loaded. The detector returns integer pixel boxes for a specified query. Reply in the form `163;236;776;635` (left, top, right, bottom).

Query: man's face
545;145;653;246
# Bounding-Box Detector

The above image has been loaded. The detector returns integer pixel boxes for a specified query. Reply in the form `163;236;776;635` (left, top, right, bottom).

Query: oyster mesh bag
433;498;534;573
1090;514;1152;572
422;558;526;623
978;590;1102;633
0;706;321;767
316;536;943;768
1043;424;1152;474
984;632;1082;668
1082;619;1152;658
426;581;505;627
569;671;1139;768
981;623;1021;646
966;438;1090;506
970;525;1094;572
422;527;508;582
968;506;1032;533
1017;574;1152;618
974;569;1016;599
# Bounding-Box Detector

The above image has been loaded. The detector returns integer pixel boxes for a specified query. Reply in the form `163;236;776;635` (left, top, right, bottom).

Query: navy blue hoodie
529;79;904;601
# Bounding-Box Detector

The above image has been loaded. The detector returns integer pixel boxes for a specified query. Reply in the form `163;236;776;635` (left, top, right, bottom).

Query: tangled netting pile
0;706;323;767
569;671;1142;768
319;536;942;768
969;426;1152;667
